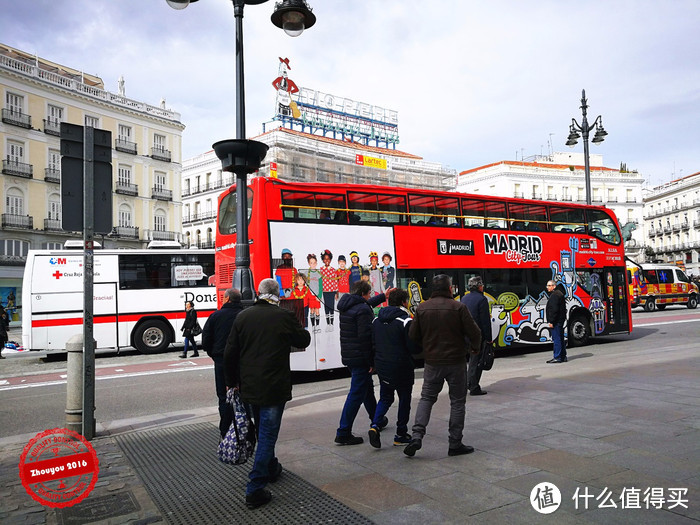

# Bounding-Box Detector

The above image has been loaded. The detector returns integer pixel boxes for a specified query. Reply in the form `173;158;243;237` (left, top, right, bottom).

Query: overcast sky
3;0;699;187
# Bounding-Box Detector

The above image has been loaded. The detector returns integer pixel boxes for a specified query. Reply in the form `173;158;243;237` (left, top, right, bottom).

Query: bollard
65;334;96;436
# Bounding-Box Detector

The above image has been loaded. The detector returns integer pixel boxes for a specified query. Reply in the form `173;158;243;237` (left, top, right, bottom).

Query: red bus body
216;177;632;371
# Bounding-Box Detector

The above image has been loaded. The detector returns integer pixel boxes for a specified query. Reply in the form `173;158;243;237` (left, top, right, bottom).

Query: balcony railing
672;223;681;232
152;187;173;201
44;218;62;231
531;193;542;200
546;194;557;200
115;138;137;154
151;147;172;162
151;230;179;241
694;219;700;228
2;213;33;229
607;197;618;203
193;241;215;249
626;197;637;203
43;118;61;136
111;226;139;239
513;192;524;198
2;108;31;128
2;159;33;178
44;167;61;184
561;195;572;201
116;182;139;196
647;229;655;238
681;222;690;230
183;211;216;224
183;177;234;197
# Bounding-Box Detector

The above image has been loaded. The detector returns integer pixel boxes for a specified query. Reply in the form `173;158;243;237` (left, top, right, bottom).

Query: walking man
460;276;492;396
405;274;482;457
545;280;568;363
202;288;244;438
224;279;311;509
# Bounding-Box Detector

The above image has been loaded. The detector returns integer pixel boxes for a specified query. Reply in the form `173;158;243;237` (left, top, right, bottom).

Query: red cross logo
52;271;63;280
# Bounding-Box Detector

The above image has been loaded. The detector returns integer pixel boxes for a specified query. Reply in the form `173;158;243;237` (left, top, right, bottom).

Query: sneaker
245;488;272;509
269;462;283;483
368;427;381;448
561;356;568;362
179;354;187;359
546;358;562;364
334;434;364;446
393;433;411;446
404;438;422;457
377;415;389;431
470;389;487;396
448;443;475;456
192;352;199;357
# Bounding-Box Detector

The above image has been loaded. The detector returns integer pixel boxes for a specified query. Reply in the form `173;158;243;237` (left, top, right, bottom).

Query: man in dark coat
545;280;568;363
368;288;417;448
224;278;311;509
202;288;244;438
334;280;393;445
460;276;492;396
0;305;8;359
405;274;482;458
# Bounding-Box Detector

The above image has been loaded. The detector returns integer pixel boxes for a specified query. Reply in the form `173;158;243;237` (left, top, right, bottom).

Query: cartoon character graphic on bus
348;250;362;289
381;252;395;289
550;237;584;318
367;251;385;298
504;292;550;344
275;248;297;298
336;255;351;301
589;273;606;334
320;249;338;331
305;253;322;333
291;272;310;328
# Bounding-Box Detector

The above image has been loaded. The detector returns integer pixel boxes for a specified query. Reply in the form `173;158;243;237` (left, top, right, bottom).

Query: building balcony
194;240;215;249
592;197;603;203
2;213;33;229
681;221;690;230
111;226;140;239
626;197;638;203
545;194;557;200
663;226;672;234
672;223;681;232
531;193;542;200
694;219;700;228
2;159;33;178
151;147;171;162
151;187;173;201
44;167;61;184
150;230;180;242
647;229;655;238
607;197;618;203
2;108;31;128
116;182;139;196
44;218;62;231
43;118;61;136
561;195;572;201
115;138;138;155
513;192;524;198
183;211;216;225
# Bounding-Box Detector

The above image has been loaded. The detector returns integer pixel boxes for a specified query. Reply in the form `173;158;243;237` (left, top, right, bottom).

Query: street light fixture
565;89;608;205
167;0;316;301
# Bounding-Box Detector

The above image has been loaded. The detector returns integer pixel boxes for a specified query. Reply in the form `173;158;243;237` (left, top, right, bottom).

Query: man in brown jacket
405;274;481;457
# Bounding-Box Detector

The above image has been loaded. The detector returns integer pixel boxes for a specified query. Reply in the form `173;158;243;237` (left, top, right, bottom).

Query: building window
0;239;30;257
118;165;132;185
119;204;132;227
48;148;60;171
155;171;167;190
154;211;166;232
5;188;24;215
47;104;63;125
119;124;132;141
48;194;61;220
6;140;25;163
85;115;100;128
153;133;165;150
42;242;63;250
5;92;24;114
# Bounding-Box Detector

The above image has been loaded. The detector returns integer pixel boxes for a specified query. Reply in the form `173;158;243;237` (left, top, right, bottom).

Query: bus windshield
218;187;253;235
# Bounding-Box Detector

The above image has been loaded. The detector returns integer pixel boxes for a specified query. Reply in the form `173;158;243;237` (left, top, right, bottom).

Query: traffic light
60;123;113;234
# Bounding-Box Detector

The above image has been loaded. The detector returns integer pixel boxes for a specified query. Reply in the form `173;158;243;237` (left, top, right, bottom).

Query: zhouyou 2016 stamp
19;428;99;508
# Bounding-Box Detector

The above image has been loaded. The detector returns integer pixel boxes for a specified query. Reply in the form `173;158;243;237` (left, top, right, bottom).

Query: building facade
1;43;185;323
455;152;646;257
642;171;700;278
182;125;455;248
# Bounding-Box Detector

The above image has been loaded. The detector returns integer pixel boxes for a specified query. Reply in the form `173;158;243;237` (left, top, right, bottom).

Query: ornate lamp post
565;89;608;205
166;0;316;300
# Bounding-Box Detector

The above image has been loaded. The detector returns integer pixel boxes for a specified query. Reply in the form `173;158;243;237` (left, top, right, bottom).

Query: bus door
603;267;629;334
93;282;118;349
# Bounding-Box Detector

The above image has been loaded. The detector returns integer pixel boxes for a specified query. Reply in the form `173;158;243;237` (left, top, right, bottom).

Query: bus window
461;198;485;228
281;191;345;221
408;194;459;226
675;269;690;283
587;209;621;244
218;187;253;235
348;192;406;224
643;270;659;285
508;203;548;232
484;201;507;229
550;206;585;233
656;269;674;284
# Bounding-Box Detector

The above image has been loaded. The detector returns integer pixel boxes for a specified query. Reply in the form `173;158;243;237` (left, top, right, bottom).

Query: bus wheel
656;304;666;311
134;320;171;354
644;299;656;312
568;315;591;347
688;295;698;309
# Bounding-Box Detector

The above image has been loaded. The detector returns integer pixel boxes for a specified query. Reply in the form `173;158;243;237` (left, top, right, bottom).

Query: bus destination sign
437;239;474;256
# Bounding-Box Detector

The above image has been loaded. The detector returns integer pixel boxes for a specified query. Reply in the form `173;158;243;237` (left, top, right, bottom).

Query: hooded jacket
372;305;417;387
337;292;385;368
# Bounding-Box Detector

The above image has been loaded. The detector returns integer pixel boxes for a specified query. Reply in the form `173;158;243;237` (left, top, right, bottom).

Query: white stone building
642;171;700;278
455;152;645;256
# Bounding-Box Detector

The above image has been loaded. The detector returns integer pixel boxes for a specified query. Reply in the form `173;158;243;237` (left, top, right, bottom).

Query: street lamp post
565;89;608;205
167;0;316;301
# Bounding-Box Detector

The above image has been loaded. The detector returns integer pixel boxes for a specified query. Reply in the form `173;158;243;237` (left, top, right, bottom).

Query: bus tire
656;304;666;311
133;320;171;354
688;295;698;309
568;315;591;347
644;299;656;312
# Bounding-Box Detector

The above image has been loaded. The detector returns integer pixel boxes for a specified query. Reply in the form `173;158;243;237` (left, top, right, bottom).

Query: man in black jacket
224;278;311;509
405;274;481;458
368;288;417;448
545;280;568;363
334;280;393;445
202;288;244;438
460;276;492;396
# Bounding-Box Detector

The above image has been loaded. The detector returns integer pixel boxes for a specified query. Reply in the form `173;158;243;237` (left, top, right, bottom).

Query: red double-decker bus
216;177;631;371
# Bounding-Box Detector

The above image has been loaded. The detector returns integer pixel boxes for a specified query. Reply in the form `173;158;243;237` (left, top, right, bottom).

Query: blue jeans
213;356;233;438
336;366;377;437
372;381;412;435
247;403;285;495
183;335;196;353
551;323;567;360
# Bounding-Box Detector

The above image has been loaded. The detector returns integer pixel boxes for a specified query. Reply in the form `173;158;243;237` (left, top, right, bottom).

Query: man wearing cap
460;276;492;396
275;248;297;297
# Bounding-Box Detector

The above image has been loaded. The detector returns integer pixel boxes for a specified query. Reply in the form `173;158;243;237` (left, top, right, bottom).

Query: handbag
191;322;202;336
218;389;256;465
480;341;495;371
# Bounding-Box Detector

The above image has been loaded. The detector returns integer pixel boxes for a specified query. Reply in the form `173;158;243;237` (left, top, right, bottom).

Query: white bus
22;249;216;354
